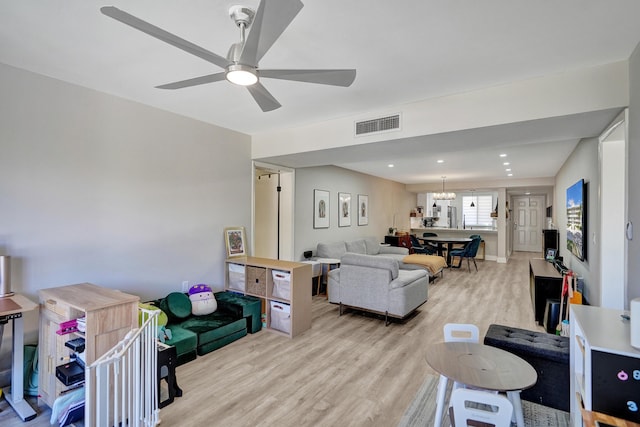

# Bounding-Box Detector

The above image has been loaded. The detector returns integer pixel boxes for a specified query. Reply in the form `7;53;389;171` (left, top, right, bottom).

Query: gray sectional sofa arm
328;253;428;325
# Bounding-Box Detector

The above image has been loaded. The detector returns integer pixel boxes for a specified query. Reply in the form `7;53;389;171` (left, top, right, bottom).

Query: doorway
253;162;294;260
599;110;627;310
512;196;545;252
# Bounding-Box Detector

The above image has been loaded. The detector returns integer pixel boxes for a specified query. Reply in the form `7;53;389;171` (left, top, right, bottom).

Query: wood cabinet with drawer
38;283;139;408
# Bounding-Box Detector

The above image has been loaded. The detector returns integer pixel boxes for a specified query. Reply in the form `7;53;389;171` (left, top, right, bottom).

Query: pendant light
470;190;475;207
433;176;456;200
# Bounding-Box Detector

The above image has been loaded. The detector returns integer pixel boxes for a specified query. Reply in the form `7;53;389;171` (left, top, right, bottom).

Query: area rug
398;374;571;427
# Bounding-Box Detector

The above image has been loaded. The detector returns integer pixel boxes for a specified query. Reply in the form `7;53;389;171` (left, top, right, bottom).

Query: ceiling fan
100;0;356;112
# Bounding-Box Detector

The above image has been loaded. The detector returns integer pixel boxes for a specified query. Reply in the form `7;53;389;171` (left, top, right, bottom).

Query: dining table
425;341;538;427
420;236;472;266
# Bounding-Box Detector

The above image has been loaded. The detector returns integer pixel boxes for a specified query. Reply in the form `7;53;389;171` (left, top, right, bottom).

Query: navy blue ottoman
484;324;570;412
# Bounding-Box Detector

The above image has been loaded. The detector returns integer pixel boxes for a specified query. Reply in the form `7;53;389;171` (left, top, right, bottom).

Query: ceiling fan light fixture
226;64;258;86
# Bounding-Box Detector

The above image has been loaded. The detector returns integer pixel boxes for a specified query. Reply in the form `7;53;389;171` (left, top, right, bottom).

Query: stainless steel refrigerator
448;206;458;229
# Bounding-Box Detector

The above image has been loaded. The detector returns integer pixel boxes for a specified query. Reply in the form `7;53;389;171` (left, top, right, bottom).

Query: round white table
425;341;537;427
314;257;340;298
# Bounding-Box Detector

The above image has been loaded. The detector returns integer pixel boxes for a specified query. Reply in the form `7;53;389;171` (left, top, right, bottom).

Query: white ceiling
1;1;639;186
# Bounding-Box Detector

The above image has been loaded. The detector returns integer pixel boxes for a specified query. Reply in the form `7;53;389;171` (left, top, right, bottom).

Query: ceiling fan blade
156;72;227;89
100;6;229;69
247;83;281;112
240;0;303;66
259;69;356;87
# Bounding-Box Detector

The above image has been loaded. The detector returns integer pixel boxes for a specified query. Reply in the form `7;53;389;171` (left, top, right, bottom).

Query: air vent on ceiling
355;114;401;136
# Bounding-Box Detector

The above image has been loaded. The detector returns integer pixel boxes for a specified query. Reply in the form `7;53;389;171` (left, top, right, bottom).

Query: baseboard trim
497;257;508;263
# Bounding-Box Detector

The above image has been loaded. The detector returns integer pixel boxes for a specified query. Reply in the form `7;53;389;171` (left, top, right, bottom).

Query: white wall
554;137;601;306
0;64;252;373
599;117;626;310
253;62;628;158
293;166;415;259
628;41;640;305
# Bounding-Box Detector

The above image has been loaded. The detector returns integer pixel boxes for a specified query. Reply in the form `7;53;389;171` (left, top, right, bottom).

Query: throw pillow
364;237;381;255
189;284;217;315
160;292;192;321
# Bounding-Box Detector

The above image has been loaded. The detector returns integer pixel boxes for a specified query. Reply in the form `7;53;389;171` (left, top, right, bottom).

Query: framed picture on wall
339;192;351;227
224;226;247;258
314;189;330;229
358;194;369;226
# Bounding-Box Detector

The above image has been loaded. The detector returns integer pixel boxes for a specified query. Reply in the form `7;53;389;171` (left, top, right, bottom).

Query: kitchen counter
411;227;497;233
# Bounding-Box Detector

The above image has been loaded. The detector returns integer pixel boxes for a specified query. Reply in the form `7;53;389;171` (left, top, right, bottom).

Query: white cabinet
570;305;640;426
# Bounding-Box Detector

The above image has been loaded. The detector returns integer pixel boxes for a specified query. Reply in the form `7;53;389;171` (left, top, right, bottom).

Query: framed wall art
358;194;369;226
314;189;330;229
339;192;351;227
224;226;247;258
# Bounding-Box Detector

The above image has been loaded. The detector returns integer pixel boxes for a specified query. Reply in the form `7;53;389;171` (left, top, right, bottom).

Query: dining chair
444;323;480;343
410;234;435;255
421;232;439;253
444;323;479;390
448;388;514;427
450;236;482;272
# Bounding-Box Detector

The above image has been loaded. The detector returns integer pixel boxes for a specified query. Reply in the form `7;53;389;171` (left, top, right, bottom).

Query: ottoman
484;324;570;412
165;325;198;366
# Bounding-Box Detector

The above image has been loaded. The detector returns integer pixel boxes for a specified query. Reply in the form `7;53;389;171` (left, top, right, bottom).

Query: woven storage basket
246;266;267;296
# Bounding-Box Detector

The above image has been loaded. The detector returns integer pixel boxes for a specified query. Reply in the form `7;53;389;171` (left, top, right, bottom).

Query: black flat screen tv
566;179;586;261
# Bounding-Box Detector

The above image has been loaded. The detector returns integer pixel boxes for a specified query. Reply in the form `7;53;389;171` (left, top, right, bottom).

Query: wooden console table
529;258;563;325
384;234;413;253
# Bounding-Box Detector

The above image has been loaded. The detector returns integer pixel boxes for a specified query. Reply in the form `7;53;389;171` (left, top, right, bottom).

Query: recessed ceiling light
505;168;511;172
437;160;444;164
388;164;394;168
525;192;531;195
499;154;507;157
508;173;513;177
503;162;510;166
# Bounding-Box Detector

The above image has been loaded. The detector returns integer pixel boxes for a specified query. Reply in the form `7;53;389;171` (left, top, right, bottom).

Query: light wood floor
0;251;544;427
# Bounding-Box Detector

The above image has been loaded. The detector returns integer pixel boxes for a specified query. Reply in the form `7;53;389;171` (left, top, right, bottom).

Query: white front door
513;196;544;252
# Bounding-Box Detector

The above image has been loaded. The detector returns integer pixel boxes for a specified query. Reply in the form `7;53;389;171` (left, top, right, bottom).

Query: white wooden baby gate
85;307;159;427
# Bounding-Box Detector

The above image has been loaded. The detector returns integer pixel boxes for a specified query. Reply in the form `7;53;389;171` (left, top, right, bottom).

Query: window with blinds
462;195;493;226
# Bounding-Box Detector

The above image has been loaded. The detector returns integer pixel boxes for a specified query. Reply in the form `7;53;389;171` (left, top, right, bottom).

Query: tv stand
529;258;563;325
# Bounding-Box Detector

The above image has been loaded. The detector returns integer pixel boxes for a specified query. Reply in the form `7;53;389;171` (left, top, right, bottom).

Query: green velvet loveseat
153;291;262;366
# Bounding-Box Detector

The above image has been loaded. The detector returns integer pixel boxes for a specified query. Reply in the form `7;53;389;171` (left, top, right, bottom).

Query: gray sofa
327;253;429;325
316;237;442;277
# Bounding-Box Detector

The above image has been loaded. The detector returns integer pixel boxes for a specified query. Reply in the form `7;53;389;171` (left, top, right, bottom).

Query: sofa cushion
178;313;247;356
364;237;381;255
214;291;262;334
164;325;198;366
390;269;428;289
346;239;367;254
317;241;347;259
341;253;399;279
